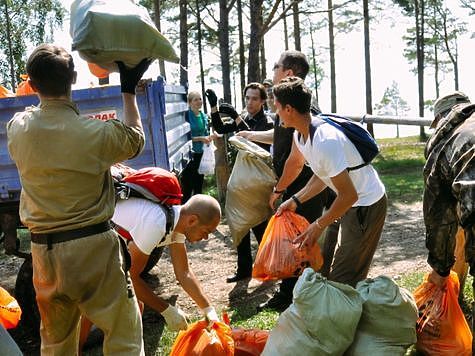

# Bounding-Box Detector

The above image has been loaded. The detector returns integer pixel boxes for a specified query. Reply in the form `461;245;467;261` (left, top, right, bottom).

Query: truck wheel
14;256;40;340
142;246;164;275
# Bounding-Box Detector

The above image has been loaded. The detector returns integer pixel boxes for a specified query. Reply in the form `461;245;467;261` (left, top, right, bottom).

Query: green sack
345;276;418;356
262;268;363;356
225;136;276;247
70;0;179;72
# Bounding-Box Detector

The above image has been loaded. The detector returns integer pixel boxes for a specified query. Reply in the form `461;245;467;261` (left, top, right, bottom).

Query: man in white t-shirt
273;77;387;287
80;194;221;348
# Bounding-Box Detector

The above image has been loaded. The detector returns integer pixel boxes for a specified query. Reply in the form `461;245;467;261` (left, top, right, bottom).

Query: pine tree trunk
179;0;188;87
196;0;206;113
237;0;246;107
363;0;374;136
283;0;289;50
219;0;232;103
248;0;263;83
154;0;166;80
328;0;337;112
260;39;267;81
309;25;319;103
293;1;301;51
4;1;16;91
415;0;426;139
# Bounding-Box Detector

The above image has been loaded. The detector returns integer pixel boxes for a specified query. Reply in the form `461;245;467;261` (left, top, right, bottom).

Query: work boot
257;292;291;313
226;270;252;283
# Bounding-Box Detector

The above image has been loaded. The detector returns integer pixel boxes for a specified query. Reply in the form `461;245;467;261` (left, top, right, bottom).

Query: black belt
31;221;111;249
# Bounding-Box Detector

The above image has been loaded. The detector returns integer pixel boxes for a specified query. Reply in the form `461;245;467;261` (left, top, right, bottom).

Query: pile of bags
169;269;474;355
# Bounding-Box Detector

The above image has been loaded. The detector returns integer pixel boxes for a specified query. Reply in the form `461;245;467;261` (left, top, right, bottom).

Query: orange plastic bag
232;328;269;356
0;286;22;329
87;62;110;79
170;320;234;356
15;74;36;96
252;211;323;281
0;85;14;98
414;271;472;355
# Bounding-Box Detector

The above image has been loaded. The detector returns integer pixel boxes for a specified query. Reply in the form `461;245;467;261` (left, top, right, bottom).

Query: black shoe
226;272;251;283
257;293;291;312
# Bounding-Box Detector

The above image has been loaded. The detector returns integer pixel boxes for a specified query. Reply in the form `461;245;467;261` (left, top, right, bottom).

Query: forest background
1;0;474;138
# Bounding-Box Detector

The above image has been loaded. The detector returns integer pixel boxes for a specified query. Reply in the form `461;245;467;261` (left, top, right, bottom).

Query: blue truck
0;76;191;257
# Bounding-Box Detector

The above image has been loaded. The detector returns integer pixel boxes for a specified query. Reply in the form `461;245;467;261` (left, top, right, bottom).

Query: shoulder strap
162;204;175;238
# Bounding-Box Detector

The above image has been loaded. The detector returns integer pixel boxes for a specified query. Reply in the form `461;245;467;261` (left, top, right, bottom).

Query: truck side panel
0;77;190;206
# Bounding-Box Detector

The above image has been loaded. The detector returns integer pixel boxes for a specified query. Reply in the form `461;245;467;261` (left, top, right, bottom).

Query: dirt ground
0;201;430;353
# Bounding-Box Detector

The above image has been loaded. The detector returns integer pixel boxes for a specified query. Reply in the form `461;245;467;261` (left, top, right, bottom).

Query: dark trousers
180;152;204;203
277;187;339;300
236;220;268;275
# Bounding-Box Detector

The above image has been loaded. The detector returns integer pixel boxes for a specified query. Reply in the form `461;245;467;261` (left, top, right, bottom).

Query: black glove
205;89;218;107
116;58;152;94
218;103;239;120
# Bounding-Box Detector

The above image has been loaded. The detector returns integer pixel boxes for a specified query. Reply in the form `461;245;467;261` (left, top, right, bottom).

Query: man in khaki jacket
7;44;150;355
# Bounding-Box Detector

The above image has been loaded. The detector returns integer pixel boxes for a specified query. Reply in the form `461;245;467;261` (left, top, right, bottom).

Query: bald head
182;194;221;225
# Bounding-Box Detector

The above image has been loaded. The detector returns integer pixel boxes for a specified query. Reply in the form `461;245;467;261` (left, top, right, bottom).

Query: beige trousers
31;230;143;356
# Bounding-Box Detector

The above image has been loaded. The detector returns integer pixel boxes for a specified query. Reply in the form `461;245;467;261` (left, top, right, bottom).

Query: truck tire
142;246;164;275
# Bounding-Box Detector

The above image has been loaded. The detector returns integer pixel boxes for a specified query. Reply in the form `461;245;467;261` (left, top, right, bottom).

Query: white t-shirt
294;116;385;206
112;197;185;255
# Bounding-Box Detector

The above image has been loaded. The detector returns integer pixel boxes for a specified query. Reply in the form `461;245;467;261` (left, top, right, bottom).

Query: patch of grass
203;175;218;200
373;136;426;204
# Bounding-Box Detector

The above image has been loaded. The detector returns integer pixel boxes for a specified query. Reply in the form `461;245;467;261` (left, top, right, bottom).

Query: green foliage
372;137;426;204
0;0;65;88
374;81;411;116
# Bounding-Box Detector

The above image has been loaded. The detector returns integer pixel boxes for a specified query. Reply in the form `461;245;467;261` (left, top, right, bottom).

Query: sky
58;0;474;138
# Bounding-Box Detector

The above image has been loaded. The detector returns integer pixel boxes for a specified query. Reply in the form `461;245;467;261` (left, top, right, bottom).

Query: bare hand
276;198;297;216
236;131;251;139
296;223;323;250
269;192;281;210
203;136;211;144
428;269;448;287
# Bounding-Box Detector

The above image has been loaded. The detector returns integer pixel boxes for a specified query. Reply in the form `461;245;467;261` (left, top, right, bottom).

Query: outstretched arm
128;241;189;331
236;129;274;144
169;242;212;310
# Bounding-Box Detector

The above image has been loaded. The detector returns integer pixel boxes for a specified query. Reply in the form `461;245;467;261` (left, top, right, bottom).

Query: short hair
26;44;75;97
182;194;221;225
187;91;201;104
243;82;267;100
280;51;310;79
273;77;312;114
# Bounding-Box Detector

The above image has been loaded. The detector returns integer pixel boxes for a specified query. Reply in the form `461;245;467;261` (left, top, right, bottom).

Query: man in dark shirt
237;51;338;312
205;83;273;283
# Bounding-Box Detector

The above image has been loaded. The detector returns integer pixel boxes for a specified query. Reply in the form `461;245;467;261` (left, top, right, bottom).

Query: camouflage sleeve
451;146;475;229
423;144;459;277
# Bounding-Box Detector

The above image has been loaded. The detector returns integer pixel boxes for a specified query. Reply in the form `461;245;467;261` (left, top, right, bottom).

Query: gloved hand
201;306;219;324
116;58;152;94
205;89;218;107
161;304;188;331
218;103;239;120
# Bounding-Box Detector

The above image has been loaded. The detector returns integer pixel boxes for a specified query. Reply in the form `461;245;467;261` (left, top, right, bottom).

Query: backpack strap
160;204;175;243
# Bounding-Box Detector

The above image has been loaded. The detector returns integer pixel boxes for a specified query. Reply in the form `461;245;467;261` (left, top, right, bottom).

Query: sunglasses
273;63;283;70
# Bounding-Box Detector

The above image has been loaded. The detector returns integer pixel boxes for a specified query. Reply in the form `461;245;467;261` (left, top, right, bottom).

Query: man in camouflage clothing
423;91;475;286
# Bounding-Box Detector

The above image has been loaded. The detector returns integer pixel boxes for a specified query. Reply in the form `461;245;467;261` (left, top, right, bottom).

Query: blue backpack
312;114;379;171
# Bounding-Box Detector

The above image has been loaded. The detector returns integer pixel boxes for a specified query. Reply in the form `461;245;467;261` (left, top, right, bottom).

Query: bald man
80;194;221;348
